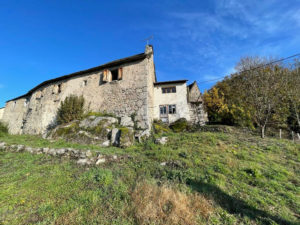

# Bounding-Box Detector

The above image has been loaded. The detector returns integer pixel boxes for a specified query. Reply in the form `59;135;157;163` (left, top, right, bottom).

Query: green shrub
169;118;189;133
153;120;171;134
56;95;85;124
0;121;8;135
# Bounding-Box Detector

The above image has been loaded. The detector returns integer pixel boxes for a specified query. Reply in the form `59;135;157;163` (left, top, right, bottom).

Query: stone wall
153;83;191;123
0;107;4;121
187;82;208;125
3;48;155;135
188;103;208;125
188;82;203;103
0;141;131;166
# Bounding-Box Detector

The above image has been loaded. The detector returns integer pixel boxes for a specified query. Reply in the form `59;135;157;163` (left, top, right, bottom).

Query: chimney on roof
145;45;153;55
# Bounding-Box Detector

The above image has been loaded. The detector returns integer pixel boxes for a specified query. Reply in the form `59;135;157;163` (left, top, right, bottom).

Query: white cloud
158;0;300;80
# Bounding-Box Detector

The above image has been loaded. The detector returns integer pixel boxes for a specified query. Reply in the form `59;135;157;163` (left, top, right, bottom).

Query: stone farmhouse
0;45;207;135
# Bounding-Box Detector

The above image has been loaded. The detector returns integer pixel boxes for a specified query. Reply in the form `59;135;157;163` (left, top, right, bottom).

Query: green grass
0;127;299;224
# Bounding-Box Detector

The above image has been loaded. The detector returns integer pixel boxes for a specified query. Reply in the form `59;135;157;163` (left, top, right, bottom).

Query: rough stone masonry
1;45;207;135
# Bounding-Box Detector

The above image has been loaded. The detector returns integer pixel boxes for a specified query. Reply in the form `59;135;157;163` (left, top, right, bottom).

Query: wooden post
279;129;282;139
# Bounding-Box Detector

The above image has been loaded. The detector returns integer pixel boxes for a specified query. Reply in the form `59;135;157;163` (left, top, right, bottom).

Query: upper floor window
111;69;119;81
103;68;123;82
58;84;62;93
83;80;88;86
162;87;176;94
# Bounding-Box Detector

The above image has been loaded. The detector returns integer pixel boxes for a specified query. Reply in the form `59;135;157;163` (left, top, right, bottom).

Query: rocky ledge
0;142;132;166
46;115;150;148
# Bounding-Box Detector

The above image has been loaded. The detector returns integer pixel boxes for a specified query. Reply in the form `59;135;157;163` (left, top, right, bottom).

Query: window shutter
103;70;108;82
118;68;123;80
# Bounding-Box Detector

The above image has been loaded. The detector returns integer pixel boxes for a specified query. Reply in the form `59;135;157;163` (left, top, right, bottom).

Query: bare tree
235;56;283;138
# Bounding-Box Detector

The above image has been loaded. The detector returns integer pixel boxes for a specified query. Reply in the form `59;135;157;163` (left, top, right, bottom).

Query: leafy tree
283;61;300;132
203;87;229;124
56;95;85;124
204;56;296;138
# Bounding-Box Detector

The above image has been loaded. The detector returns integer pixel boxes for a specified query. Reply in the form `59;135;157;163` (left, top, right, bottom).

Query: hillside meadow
0;127;299;225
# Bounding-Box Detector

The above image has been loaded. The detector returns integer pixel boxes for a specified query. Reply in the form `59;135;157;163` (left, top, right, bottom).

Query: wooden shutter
103;69;108;82
118;68;123;80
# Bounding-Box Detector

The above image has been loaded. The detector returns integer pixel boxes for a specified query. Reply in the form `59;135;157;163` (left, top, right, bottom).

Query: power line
197;53;300;84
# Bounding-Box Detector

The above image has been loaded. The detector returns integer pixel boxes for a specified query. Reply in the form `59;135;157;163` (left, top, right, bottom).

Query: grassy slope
0;129;299;225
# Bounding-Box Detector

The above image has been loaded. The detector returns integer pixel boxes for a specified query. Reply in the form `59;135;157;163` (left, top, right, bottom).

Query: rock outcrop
47;115;146;148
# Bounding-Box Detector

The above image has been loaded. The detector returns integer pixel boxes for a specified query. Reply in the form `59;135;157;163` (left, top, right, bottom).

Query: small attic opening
58;84;62;93
111;69;119;81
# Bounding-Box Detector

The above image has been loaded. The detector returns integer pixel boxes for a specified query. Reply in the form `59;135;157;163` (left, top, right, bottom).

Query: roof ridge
7;52;146;102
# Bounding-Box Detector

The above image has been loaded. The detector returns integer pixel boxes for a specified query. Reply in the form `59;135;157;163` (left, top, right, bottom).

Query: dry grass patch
132;182;213;225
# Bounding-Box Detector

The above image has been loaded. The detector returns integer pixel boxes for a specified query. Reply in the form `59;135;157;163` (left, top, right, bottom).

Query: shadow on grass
188;180;297;225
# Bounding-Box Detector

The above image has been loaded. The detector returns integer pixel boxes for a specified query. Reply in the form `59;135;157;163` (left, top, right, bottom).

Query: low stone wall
0;142;131;166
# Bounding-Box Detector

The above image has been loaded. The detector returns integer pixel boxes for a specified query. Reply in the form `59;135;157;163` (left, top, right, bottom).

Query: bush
153;120;171;134
169;118;189;133
0;121;8;135
56;95;85;124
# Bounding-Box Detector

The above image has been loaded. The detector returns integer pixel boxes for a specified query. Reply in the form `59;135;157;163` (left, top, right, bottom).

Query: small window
83;80;88;86
162;87;176;94
24;98;29;107
169;105;176;114
111;69;119;81
58;84;62;93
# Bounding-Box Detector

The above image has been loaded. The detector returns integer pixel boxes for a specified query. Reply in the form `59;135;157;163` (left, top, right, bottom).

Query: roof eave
154;80;188;86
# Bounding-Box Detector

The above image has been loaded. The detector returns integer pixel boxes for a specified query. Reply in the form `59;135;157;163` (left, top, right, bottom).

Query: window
111;68;123;81
102;68;123;83
160;105;176;115
169;105;176;114
83;80;88;86
160;105;167;115
58;84;62;93
162;87;176;94
111;69;119;81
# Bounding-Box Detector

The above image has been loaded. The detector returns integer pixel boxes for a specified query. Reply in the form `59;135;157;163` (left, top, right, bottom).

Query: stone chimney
145;45;153;55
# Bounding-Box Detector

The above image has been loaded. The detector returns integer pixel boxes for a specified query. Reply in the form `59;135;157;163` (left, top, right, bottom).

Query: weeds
132;182;212;225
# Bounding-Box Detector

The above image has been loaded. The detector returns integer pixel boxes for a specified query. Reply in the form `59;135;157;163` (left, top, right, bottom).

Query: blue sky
0;0;300;107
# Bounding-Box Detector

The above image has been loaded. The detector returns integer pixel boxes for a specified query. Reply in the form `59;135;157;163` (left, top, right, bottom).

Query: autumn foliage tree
204;56;300;138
